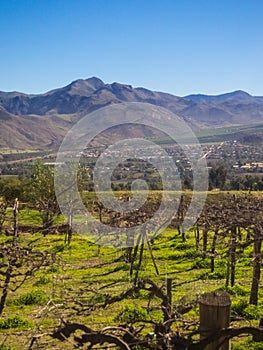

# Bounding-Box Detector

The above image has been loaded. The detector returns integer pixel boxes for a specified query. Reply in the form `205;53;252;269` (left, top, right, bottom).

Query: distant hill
184;90;254;103
0;77;263;150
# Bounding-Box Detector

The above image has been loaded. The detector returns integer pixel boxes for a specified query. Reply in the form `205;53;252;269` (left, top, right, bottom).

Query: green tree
0;177;29;232
209;164;228;190
30;161;60;230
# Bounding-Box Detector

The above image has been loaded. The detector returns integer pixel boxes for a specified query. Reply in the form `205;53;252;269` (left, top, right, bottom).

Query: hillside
1;77;263;150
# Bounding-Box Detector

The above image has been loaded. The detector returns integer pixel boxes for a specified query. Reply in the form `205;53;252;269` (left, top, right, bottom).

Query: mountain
184;90;254;103
0;106;70;149
0;77;263;150
182;90;263;126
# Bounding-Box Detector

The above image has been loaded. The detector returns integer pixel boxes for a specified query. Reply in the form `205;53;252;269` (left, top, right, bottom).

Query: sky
1;0;263;96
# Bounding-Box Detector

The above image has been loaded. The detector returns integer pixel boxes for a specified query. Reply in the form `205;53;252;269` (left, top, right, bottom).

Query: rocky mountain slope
0;77;263;150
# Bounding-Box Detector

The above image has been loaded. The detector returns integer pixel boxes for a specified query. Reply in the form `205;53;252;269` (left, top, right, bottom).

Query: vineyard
1;0;263;348
0;172;263;349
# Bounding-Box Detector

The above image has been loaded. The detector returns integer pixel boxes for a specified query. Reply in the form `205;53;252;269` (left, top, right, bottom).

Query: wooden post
13;198;19;245
199;290;231;350
67;211;72;246
166;278;172;316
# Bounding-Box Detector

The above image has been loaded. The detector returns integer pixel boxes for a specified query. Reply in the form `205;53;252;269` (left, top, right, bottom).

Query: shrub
231;299;248;317
14;290;48;306
224;284;248;296
243;304;262;320
0;316;33;330
207;269;225;279
115;305;148;323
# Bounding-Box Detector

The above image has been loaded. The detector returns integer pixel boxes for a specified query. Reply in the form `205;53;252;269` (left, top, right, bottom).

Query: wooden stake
199;290;231;350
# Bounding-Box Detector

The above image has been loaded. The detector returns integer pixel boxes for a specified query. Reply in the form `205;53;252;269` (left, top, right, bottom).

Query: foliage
207;269;225;279
33;276;51;286
231;175;263;191
0;176;30;231
242;304;262;320
209;164;228;190
224;284;248;296
0;316;33;330
30;161;60;228
12;290;48;306
232;338;263;350
115;305;148;323
0;176;30;203
0;346;16;350
231;294;263;320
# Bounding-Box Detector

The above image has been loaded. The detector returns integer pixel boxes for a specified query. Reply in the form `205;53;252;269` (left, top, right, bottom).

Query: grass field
196;123;263;144
148;122;263;145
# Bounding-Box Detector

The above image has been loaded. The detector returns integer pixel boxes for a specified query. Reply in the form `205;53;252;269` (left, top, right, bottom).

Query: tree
54;162;88;245
30;161;60;230
0;176;28;232
209;164;228;190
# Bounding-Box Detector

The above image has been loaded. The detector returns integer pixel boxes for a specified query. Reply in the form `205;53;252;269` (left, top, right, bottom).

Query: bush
232;299;263;320
0;316;33;330
231;299;248;317
224;284;248;296
207;269;225;279
243;304;262;320
14;290;48;306
115;305;148;323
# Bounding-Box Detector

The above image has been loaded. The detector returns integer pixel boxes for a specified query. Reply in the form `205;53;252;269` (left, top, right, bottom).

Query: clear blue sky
1;0;263;96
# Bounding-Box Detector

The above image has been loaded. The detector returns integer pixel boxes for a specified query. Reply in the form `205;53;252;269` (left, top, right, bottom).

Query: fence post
199;290;231;350
13;198;19;245
166;278;172;315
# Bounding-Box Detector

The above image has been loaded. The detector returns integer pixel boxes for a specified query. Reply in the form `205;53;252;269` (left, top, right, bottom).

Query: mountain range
1;77;263;150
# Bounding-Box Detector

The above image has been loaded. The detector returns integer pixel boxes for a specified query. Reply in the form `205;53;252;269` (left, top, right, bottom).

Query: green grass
145;122;263;145
0;229;261;348
0;192;263;348
196;122;263;143
202;122;263;136
17;208;43;226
